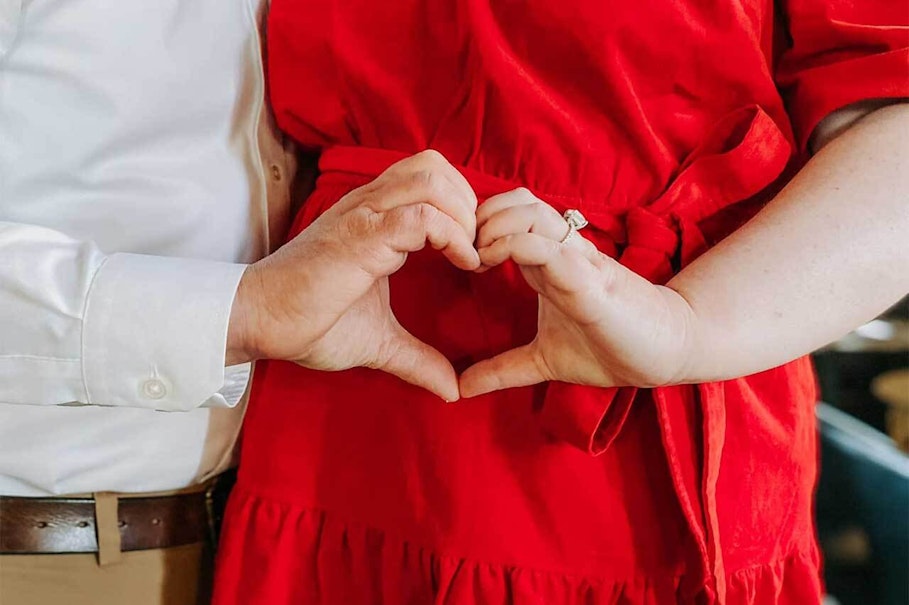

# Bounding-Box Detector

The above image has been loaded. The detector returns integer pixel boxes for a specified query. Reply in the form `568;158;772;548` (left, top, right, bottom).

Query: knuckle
416;148;446;165
532;198;553;215
529;203;549;224
499;233;518;248
338;207;370;237
346;213;383;249
387;204;435;234
597;257;623;295
415;202;441;227
513;187;536;203
410;168;441;196
382;207;409;233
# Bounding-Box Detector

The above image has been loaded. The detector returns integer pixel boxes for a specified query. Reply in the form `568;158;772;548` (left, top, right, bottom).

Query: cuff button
142;378;167;400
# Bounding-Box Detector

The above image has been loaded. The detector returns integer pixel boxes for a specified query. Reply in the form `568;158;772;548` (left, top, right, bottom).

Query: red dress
213;1;908;603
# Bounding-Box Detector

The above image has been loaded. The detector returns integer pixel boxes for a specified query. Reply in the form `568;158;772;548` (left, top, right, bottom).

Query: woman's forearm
671;102;909;383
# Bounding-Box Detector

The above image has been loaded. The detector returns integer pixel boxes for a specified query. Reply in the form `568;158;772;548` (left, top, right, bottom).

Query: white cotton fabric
0;0;269;495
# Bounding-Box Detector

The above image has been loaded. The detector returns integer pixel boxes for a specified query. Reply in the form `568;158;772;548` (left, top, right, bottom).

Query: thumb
377;322;460;402
458;343;546;398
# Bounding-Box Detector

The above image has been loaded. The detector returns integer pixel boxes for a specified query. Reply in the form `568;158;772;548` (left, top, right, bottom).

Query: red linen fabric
213;1;908;603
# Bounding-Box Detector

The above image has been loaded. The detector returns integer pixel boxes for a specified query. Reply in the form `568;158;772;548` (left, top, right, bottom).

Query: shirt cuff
81;252;248;411
216;363;252;407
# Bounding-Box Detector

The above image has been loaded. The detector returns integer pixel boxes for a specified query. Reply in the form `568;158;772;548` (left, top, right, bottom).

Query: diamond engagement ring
559;209;588;244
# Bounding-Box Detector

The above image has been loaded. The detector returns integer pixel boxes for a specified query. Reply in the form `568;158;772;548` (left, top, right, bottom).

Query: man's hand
227;150;480;401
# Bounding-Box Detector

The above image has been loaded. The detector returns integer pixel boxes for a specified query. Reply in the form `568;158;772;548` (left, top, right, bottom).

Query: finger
476;201;568;248
364;150;478;240
336;149;472;210
381;203;481;270
479;232;563;267
476;187;538;229
403;150;477;218
377;321;461;402
415;150;477;218
480;220;599;262
459;344;546;398
479;233;630;326
478;233;596;293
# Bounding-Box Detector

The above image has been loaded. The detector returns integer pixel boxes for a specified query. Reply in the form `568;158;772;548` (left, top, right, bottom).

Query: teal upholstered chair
816;403;909;605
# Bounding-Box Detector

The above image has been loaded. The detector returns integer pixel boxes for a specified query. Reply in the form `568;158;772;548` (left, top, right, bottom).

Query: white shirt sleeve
0;222;250;411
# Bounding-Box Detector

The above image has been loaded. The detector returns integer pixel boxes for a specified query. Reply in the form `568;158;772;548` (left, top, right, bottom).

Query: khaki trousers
0;542;212;605
0;483;218;605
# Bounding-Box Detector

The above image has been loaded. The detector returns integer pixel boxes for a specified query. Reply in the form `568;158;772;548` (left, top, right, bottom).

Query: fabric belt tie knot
617;207;681;285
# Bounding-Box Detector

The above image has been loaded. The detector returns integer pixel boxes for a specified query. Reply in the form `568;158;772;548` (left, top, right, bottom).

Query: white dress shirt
0;0;291;495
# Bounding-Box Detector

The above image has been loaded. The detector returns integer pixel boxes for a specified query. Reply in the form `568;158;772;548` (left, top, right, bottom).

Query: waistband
0;472;235;557
318;145;535;202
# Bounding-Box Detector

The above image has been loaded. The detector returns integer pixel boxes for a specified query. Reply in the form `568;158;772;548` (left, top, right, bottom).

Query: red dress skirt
213;1;908;603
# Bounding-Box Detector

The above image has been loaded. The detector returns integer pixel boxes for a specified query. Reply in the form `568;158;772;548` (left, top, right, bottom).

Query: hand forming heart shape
233;150;479;402
460;187;695;398
232;150;695;401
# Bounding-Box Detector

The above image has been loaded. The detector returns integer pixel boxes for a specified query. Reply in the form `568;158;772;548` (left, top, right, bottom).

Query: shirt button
270;164;282;181
141;379;167;400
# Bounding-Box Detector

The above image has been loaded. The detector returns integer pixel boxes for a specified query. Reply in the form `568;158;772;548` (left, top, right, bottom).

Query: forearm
670;103;909;382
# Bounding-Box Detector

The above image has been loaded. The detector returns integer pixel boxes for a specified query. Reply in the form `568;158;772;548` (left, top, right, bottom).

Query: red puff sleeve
775;0;909;152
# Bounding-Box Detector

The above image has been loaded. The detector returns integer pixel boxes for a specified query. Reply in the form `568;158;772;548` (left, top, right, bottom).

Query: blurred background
813;296;909;605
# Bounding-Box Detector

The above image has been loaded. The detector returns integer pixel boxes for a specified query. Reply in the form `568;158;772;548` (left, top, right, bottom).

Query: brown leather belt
0;493;209;554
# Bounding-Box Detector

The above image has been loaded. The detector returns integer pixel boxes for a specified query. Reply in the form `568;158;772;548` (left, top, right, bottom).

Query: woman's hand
459;188;697;398
228;150;480;401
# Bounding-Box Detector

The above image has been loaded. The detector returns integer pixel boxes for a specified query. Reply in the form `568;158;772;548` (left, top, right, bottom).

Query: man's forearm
671;102;909;382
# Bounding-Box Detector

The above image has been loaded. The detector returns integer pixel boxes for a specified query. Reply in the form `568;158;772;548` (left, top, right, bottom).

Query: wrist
657;284;704;385
226;263;265;366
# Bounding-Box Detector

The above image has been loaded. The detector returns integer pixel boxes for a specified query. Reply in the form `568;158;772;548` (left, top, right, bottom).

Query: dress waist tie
313;104;793;603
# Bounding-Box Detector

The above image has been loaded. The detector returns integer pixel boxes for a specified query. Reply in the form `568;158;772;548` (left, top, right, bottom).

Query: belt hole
151;518;161;525
36;521;48;529
77;521;89;528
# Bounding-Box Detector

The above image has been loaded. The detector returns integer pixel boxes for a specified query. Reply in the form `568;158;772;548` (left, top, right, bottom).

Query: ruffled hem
213;488;823;605
724;550;823;605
